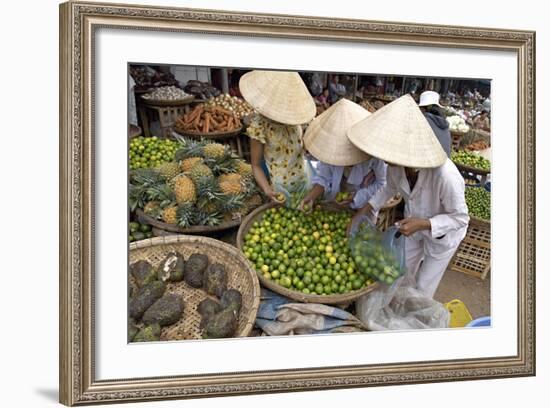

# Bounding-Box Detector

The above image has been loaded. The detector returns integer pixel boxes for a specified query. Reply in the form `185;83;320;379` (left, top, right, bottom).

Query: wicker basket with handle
236;202;379;304
129;235;260;340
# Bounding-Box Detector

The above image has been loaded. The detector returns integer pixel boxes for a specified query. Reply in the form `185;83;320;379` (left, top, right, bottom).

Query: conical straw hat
347;94;447;168
304;99;372;166
239;70;316;125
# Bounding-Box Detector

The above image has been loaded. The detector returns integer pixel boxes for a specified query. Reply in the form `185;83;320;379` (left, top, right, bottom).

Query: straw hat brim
240;70;316;125
347;94;447;168
304;99;371;166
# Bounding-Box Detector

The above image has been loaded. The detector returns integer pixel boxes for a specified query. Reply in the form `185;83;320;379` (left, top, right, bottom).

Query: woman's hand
299;197;314;213
264;188;282;203
335;191;354;208
396;218;431;236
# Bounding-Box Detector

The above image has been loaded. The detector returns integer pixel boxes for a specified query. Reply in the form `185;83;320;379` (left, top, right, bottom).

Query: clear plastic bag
273;181;308;210
356;279;450;331
349;217;406;285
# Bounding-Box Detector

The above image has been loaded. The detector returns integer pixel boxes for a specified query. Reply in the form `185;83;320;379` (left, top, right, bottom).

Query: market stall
127;66;492;341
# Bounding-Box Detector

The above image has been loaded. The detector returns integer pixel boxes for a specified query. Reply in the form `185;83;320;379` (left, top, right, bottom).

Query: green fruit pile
129;136;178;170
129;221;154;242
350;224;403;285
242;206;375;296
336;192;352;203
451;150;491;171
465;187;491;220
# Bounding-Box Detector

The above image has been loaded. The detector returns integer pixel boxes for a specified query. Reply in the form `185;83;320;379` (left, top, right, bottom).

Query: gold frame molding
59;1;536;405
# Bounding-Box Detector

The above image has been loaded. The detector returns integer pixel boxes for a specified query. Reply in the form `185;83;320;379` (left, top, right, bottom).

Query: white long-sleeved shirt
369;159;469;258
311;158;387;209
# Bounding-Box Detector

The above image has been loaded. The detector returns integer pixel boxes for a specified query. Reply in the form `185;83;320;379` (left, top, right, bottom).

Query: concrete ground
434;268;491;319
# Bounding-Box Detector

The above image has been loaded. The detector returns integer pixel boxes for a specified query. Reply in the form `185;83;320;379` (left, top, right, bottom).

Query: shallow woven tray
173;126;243;141
453;161;491;176
236;202;379;304
136;209;242;235
129;235;260;340
141;95;195;107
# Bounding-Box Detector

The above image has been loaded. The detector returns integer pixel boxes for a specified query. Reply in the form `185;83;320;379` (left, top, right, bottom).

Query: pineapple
174;137;206;161
173;174;197;204
230;194;263;220
157;162;181;180
218;173;244;195
143;201;161;217
189;162;214;183
203;142;227;160
162;206;178;224
180;157;203;173
245;194;263;210
175;203;196;228
234;160;253;178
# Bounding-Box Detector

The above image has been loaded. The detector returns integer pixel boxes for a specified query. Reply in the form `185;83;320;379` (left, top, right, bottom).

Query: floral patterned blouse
246;114;306;191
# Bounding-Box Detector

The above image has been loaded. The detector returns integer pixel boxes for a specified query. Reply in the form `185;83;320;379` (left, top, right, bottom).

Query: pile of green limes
465;187;491;220
242;206;374;296
129;221;153;242
129;136;178;170
451;150;491;171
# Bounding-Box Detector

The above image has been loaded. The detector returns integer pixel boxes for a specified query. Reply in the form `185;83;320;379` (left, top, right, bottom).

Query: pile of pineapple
130;137;263;228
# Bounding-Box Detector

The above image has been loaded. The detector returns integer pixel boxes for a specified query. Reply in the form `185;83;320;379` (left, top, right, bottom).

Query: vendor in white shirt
299;99;387;211
347;94;469;298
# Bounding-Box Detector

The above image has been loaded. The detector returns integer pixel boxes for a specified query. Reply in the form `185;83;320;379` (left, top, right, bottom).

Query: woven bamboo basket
453;161;491;176
173;126;243;141
129;235;260;340
136;209;242;235
450;216;491;280
236;202;379;304
141;95;195;107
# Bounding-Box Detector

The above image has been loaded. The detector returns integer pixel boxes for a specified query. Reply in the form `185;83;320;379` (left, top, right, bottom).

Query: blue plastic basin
466;316;491;327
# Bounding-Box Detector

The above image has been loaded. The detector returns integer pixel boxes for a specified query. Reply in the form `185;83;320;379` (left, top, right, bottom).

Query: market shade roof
239;70;316;125
347;94;447;168
304;99;372;166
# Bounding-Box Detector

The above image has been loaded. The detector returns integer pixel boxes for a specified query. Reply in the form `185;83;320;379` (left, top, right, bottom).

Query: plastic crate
450;216;491;279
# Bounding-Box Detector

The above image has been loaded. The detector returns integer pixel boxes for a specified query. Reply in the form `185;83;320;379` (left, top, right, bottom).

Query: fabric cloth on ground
255;289;366;336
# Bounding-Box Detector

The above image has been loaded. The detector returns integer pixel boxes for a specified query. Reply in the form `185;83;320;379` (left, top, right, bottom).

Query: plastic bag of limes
273;182;308;210
349;217;406;285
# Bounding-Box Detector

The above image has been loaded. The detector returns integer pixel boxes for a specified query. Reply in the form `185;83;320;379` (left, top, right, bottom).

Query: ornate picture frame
59;1;535;405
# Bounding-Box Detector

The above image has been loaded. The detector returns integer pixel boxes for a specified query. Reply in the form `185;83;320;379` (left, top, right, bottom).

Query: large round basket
141;95;195;107
129;235;260;340
136;209;242;235
236;202;379;305
453;161;491;176
173;126;243;141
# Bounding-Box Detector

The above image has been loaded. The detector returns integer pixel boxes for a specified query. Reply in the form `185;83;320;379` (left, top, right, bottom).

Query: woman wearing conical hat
240;70;316;201
347;94;469;298
299;99;387;212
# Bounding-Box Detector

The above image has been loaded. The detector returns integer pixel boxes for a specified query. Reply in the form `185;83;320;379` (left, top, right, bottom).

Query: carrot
203;113;210;133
